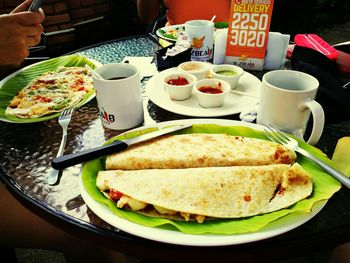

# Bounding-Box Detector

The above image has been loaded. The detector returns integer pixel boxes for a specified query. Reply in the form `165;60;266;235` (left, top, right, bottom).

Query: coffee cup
93;63;144;130
185;19;214;62
256;70;324;145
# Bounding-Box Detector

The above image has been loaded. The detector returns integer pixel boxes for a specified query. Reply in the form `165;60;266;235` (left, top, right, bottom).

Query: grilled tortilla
97;164;312;223
105;134;297;170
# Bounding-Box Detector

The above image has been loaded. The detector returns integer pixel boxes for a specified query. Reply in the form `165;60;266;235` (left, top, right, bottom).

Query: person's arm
0;0;45;68
136;0;162;24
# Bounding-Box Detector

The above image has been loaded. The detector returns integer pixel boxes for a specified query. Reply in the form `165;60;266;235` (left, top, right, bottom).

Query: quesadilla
5;66;93;118
97;164;312;223
105;134;297;170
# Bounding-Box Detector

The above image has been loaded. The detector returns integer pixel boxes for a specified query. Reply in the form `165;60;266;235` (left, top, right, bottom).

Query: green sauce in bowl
215;70;237;76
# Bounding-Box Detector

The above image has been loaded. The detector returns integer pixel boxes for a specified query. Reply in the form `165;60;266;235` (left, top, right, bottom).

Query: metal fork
48;107;74;185
264;125;350;189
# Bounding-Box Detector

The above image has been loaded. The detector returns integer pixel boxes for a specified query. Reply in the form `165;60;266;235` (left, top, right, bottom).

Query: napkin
264;32;290;70
332;137;350;176
239;103;258;123
122;57;157;78
212;30;290;70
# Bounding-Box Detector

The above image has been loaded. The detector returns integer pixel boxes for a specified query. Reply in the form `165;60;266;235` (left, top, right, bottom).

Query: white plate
156;24;183;42
146;68;261;117
0;57;101;123
80;119;326;247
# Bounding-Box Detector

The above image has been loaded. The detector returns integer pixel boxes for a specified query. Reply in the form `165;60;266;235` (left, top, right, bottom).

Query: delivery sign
225;0;274;70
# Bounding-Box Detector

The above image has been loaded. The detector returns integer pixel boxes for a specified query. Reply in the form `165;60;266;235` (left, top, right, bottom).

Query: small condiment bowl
209;64;244;89
193;78;230;108
163;72;197;101
178;61;210;80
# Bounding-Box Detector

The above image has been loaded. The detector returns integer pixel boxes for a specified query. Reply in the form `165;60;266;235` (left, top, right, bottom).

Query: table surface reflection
0;35;350;263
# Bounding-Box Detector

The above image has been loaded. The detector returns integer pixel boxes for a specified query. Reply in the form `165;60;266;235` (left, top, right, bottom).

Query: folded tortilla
97;164;312;222
105;134;297;170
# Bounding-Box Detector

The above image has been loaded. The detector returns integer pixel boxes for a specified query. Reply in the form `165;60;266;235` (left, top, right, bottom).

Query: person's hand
0;0;45;66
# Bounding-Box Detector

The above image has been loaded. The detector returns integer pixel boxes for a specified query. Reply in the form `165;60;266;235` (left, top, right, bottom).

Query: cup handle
298;99;325;145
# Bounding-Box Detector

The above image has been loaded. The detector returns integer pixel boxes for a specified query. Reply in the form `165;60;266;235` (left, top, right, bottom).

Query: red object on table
294;34;339;61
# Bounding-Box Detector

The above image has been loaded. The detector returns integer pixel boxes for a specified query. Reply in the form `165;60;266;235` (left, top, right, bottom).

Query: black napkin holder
155;44;191;71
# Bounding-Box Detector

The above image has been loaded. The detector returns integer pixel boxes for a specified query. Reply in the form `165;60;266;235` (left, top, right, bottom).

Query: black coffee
108;77;126;80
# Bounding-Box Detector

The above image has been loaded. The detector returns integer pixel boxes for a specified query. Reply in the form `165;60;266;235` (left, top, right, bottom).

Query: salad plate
0;54;101;123
156;24;183;42
156;22;229;42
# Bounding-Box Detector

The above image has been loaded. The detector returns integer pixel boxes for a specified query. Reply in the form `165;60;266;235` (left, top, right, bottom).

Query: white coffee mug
185;19;214;62
93;63;144;130
257;70;324;145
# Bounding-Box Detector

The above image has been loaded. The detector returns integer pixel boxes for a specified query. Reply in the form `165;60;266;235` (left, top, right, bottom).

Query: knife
51;124;192;170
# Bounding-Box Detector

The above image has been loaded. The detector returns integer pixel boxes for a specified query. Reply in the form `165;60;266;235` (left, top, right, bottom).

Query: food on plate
158;23;228;42
163;72;196;101
96;163;313;223
5;66;93;118
198;83;224;94
105;134;297;170
178;61;210;80
158;27;178;41
209;64;244;89
193;79;230;108
179;61;203;71
215;70;237;76
166;76;190;86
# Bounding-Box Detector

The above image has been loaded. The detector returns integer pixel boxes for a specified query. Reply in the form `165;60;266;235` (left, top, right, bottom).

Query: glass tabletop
0;34;349;261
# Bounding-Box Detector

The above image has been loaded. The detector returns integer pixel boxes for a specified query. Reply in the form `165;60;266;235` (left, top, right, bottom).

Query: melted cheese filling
114;193;206;223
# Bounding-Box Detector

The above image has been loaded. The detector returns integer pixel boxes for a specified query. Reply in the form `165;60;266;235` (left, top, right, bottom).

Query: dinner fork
48;107;74;185
264;125;350;189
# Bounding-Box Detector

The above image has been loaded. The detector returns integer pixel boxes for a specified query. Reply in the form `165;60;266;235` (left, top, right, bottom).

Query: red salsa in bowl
166;76;189;86
198;85;223;94
193;79;230;108
163;72;197;101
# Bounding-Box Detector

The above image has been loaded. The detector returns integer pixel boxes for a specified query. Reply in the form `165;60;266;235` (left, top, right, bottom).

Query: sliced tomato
35;95;52;102
109;189;123;201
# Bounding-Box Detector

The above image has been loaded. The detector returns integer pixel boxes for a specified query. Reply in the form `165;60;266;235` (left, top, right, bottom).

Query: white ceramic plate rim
146;68;261;117
80;118;327;247
0;57;102;123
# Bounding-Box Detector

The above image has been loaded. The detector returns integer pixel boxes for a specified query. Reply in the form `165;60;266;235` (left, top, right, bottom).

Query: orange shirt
163;0;231;25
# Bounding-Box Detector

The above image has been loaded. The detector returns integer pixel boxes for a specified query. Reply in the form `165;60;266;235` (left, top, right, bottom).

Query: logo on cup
191;47;213;60
191;36;205;48
99;107;115;124
190;35;213;60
